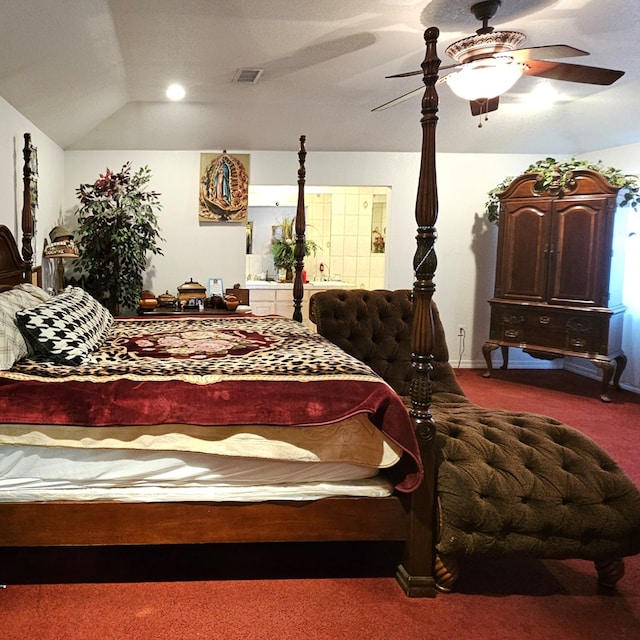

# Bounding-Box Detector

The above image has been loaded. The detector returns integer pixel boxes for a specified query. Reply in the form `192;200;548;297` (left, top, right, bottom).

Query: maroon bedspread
0;315;422;491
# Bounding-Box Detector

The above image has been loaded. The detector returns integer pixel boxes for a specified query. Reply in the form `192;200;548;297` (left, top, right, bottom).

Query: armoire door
494;198;551;303
547;196;615;307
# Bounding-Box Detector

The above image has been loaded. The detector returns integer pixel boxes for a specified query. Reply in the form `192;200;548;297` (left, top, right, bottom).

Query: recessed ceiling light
166;83;186;101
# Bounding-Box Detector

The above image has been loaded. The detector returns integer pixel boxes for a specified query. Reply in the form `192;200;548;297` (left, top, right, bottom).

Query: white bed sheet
0;444;394;503
0;479;394;503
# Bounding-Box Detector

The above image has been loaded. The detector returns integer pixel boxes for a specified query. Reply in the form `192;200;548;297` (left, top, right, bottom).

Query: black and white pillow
15;287;113;365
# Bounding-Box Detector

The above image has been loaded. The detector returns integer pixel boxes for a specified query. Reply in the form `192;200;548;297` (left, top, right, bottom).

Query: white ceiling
1;0;639;154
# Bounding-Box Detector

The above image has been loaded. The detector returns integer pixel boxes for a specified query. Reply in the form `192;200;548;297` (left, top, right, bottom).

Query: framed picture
199;152;250;223
208;277;224;297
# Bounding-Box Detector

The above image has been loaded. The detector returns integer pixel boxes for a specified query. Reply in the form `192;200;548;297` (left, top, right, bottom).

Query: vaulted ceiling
1;0;638;154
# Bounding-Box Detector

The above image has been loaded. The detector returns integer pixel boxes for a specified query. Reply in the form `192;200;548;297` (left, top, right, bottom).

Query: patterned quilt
0;315;422;491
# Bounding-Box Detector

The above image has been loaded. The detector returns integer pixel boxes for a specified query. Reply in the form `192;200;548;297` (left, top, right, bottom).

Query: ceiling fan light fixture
445;30;526;63
444;57;523;100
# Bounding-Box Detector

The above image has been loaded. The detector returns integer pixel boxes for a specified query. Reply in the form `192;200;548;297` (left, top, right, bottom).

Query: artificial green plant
74;162;164;314
485;157;640;224
270;215;319;279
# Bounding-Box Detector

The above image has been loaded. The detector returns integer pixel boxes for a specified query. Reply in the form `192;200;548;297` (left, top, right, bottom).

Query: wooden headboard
0;224;28;291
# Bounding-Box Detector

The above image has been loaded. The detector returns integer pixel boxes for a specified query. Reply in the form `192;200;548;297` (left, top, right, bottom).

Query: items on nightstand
43;225;79;292
177;278;207;310
224;295;239;311
210;294;224;309
138;290;158;310
157;290;177;308
225;286;250;306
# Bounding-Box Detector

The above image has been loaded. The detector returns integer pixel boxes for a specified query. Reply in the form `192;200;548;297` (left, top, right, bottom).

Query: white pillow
14;282;51;302
0;286;48;369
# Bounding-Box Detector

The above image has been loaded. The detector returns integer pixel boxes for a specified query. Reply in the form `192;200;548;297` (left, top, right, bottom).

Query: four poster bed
0;28;444;596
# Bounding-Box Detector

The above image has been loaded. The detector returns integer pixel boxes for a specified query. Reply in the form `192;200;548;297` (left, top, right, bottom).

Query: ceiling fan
373;0;624;120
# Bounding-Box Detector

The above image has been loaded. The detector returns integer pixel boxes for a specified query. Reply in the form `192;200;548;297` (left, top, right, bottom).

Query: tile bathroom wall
305;186;389;289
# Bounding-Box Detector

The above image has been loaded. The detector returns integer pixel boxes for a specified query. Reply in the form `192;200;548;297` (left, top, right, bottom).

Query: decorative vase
224;295;240;312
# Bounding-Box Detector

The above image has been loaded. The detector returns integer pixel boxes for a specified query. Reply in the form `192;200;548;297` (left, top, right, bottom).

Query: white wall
574;145;640;392
0;97;64;275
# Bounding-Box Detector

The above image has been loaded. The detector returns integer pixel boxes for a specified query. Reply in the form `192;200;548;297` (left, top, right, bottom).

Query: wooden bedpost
21;133;34;282
292;134;307;322
396;26;441;598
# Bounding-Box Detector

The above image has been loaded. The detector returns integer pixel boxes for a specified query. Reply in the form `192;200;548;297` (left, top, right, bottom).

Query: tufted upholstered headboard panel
309;289;466;401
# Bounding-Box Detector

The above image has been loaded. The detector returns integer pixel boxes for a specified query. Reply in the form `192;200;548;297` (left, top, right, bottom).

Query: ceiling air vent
233;68;264;84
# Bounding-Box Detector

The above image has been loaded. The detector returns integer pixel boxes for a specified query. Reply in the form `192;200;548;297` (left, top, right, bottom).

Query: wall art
199;152;250;222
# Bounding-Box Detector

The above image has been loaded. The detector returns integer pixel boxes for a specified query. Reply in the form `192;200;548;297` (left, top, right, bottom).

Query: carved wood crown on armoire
482;168;627;402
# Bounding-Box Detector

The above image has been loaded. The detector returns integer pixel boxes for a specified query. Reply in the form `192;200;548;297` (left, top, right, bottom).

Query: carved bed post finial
292;135;307;322
396;26;441;599
21;133;34;281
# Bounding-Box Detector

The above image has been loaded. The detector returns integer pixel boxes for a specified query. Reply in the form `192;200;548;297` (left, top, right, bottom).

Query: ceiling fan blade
371;86;424;112
386;61;460;79
510;44;589;62
386;45;588;79
470;96;499;116
386;69;422;79
523;59;624;85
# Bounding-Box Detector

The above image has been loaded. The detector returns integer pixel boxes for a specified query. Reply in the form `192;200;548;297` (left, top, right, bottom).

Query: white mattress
0;443;393;503
0;418;400;503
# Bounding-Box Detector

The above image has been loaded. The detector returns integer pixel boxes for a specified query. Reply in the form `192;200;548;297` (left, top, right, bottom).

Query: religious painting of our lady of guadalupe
199;152;250;222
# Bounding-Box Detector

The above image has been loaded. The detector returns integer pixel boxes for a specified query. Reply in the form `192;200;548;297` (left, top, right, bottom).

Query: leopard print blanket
5;315;377;383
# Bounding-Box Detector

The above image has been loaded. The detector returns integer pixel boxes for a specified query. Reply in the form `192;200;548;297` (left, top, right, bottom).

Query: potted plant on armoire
74;163;164;315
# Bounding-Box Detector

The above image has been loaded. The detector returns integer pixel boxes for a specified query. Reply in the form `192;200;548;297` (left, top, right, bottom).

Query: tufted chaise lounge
309;288;640;591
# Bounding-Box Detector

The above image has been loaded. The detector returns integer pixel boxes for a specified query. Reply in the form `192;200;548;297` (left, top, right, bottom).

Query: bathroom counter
246;281;356;327
246;280;356;290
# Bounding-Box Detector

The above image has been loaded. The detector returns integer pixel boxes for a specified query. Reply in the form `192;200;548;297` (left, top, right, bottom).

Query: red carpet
1;369;639;640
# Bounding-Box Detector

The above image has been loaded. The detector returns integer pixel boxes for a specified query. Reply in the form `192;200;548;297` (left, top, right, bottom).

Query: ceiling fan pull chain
477;99;491;128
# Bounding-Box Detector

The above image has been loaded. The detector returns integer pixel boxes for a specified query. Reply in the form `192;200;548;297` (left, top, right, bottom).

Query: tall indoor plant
74;162;164;314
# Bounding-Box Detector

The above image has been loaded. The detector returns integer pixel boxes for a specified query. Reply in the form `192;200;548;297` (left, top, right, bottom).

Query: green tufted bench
309;288;640;591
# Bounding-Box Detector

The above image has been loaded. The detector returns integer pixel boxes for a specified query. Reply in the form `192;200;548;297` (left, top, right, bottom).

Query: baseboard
448;357;640;396
450;357;561;370
564;359;640;395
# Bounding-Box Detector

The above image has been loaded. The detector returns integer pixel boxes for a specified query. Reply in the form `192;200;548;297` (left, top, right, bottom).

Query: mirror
246;185;389;289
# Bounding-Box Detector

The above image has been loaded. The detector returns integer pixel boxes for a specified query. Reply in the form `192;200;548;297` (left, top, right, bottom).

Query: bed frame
0;28;443;597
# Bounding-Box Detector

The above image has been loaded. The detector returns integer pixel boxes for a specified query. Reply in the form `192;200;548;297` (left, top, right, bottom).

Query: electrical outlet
457;325;466;337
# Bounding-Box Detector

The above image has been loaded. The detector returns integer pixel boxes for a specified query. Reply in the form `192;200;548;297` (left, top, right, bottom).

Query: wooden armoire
482;168;627;401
